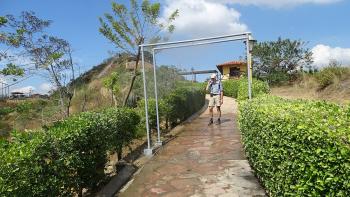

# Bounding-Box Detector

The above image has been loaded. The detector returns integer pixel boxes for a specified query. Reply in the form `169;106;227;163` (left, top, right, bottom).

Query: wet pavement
118;96;265;197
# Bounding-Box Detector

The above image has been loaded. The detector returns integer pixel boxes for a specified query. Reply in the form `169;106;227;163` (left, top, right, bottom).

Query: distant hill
67;52;154;113
0;51;181;137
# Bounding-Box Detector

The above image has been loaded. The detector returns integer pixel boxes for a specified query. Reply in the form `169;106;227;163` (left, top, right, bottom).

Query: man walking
206;73;223;125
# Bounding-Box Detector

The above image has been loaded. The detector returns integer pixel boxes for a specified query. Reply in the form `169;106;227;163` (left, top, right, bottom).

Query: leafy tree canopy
252;38;313;84
0;11;51;78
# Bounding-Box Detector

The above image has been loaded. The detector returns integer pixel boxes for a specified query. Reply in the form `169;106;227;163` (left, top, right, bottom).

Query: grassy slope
271;73;350;104
0;58;119;136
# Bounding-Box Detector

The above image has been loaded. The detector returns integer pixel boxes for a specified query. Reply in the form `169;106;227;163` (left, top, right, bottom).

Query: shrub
0;108;140;196
315;66;350;89
237;78;269;100
0;107;14;116
266;70;289;85
136;98;165;133
222;80;240;98
163;87;205;128
15;101;32;113
220;78;269;100
239;96;350;196
136;87;204;136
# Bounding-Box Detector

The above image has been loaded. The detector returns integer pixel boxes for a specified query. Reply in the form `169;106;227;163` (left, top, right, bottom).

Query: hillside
271;69;350;104
0;53;181;137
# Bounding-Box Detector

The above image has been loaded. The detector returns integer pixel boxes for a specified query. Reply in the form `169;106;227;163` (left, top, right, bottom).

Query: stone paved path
118;96;265;197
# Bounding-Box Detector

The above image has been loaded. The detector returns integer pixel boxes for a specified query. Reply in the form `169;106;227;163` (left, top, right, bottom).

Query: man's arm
220;82;223;104
206;81;210;91
220;90;224;104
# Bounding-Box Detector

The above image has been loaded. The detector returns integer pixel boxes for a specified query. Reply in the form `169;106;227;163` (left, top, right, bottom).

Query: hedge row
222;78;269;100
239;96;350;196
0;108;140;196
0;87;205;196
137;86;206;131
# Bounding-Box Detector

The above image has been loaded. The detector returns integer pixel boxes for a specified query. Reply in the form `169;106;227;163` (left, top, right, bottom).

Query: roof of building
216;60;246;67
216;60;246;74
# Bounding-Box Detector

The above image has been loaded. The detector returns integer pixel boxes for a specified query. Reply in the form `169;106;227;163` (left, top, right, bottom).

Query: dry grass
271;73;350;104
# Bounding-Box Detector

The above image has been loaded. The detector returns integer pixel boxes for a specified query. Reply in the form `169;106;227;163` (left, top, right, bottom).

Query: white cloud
162;0;248;37
12;86;35;94
312;44;350;67
208;0;341;8
39;83;53;93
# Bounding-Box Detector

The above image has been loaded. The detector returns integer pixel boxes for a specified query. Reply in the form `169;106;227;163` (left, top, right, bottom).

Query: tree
102;72;120;106
1;12;77;117
99;0;178;106
252;38;313;85
0;12;51;79
26;35;76;117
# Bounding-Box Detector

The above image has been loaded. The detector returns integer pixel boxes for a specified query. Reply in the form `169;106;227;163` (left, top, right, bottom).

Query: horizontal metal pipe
153;36;247;51
140;32;251;47
179;70;217;75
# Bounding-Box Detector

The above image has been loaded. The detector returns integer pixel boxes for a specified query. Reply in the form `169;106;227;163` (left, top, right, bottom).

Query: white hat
210;73;217;79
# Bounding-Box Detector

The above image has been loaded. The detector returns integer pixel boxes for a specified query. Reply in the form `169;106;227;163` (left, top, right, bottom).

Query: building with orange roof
216;60;247;80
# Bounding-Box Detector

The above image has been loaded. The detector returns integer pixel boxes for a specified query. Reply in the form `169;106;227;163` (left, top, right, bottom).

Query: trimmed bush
136;98;166;133
222;80;240;98
163;87;205;128
0;108;140;196
239;96;350;196
237;78;269;100
221;78;269;100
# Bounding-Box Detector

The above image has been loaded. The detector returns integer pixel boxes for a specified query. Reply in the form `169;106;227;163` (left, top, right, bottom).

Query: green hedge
237;78;269;100
222;78;269;100
222;80;240;98
136;98;165;132
137;87;205;131
0;108;140;196
163;87;205;128
239;96;350;196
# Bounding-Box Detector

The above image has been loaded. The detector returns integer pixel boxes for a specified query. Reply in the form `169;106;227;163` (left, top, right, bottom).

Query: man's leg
215;95;221;124
208;96;214;125
208;106;214;125
216;106;221;124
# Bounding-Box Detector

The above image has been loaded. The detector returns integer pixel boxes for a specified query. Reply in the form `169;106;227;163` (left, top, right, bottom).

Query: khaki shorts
209;95;221;107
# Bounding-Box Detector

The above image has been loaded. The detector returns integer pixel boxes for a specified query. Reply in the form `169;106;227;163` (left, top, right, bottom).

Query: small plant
0;107;14;116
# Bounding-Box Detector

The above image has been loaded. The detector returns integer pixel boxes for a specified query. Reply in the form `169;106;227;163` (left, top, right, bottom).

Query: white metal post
152;49;162;146
141;46;152;156
246;38;252;100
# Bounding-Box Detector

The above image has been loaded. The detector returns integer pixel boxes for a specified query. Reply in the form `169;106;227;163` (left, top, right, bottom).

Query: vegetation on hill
252;38;313;85
271;65;350;104
250;38;349;104
0;53;185;137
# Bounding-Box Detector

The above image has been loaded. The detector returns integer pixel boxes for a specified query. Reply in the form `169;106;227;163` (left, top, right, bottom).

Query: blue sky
1;0;350;93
